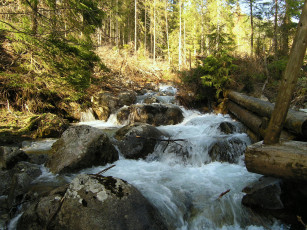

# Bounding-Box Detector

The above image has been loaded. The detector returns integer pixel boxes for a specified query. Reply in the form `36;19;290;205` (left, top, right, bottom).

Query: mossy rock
27;113;70;138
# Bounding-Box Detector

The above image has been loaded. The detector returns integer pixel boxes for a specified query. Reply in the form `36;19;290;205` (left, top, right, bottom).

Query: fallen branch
135;136;186;152
218;189;231;199
45;191;67;230
95;165;116;176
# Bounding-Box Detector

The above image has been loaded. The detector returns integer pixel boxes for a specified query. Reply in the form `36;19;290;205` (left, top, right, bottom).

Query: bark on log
227;91;307;138
226;100;265;137
245;141;307;181
226;100;295;141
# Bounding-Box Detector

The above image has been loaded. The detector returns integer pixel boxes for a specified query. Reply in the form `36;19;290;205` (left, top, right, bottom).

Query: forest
1;1;307;229
0;0;306;133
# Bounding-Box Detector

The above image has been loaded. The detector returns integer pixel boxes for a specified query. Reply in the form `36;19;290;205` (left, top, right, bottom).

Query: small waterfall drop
80;108;96;122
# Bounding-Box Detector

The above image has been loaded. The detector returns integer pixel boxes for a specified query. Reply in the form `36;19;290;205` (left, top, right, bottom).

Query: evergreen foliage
0;0;306;112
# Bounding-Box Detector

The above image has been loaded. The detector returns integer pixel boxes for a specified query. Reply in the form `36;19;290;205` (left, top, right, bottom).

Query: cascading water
15;85;288;230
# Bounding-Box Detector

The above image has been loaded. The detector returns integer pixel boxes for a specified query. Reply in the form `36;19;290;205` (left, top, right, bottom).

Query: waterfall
80;108;96;122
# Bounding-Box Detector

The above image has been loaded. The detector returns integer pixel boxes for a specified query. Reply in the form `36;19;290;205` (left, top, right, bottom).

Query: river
18;85;288;230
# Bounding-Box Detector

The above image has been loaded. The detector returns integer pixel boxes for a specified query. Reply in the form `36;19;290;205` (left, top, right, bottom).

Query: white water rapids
19;85;289;230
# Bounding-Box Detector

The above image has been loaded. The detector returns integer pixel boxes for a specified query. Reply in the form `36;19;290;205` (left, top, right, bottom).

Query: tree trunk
249;0;254;56
116;0;119;48
273;0;278;58
144;0;147;57
50;0;57;37
184;18;186;66
264;0;307;144
245;141;307;181
281;0;290;56
135;0;137;54
31;0;38;35
201;2;204;54
165;0;170;64
178;0;182;70
153;0;156;62
227;91;307;138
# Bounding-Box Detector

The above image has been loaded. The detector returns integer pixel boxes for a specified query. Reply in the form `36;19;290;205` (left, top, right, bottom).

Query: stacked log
226;91;307;140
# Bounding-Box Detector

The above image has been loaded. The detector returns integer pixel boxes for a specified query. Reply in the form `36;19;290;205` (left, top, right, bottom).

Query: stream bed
16;85;289;230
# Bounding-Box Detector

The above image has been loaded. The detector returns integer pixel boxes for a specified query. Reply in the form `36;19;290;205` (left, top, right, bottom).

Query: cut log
227;91;307;138
245;141;307;181
226;100;265;137
226;100;295;141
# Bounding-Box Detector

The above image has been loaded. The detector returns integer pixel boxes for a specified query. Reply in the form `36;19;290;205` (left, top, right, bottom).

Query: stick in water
95;165;116;175
218;189;231;199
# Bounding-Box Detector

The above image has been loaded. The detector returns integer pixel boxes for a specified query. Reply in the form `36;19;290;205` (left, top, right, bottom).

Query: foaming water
78;114;122;129
61;109;285;229
70;159;285;230
18;86;289;230
21;138;57;154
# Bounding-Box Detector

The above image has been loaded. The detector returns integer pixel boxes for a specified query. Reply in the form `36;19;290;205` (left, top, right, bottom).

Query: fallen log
226;100;294;141
226;100;265;137
226;91;307;138
245;141;307;181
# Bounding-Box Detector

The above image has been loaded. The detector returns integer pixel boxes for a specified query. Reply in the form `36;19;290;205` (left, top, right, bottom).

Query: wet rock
242;176;284;210
117;104;184;126
92;92;118;113
58;102;82;121
27;153;49;165
218;122;236;134
17;184;68;230
46;125;119;174
115;123;167;159
208;137;247;163
0;146;28;170
118;91;137;107
7;162;42;208
92;106;110;121
0;170;11;196
18;174;167;230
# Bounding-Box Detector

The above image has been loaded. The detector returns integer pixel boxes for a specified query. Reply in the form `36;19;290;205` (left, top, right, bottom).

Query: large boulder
242;176;284;210
114;123;167;159
0;146;28;170
18;174;167;230
117;104;184;126
46;125;119;174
